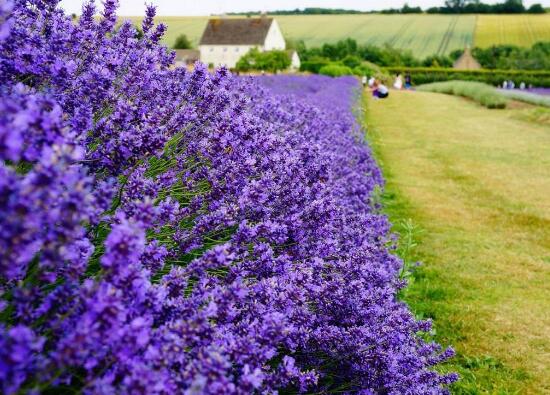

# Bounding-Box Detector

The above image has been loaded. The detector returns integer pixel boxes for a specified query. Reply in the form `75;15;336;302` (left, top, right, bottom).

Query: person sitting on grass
372;80;389;99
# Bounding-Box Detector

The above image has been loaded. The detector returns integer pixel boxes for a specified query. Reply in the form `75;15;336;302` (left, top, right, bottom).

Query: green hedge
385;67;550;87
417;81;507;109
300;57;332;73
318;64;354;77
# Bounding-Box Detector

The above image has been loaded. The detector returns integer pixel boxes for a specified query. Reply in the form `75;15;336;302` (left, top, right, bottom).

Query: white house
198;17;299;70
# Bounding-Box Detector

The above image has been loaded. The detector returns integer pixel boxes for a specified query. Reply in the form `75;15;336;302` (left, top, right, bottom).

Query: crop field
125;14;476;58
475;14;550;48
126;14;550;58
277;14;476;58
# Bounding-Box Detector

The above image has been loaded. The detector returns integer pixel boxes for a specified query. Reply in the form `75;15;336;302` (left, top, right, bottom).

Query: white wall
290;51;301;71
199;45;255;69
263;20;286;51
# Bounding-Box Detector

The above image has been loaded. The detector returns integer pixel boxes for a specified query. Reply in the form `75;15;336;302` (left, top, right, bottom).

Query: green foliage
318;64;353;77
299;56;331;73
298;38;471;70
417;81;508;109
235;48;291;72
352;63;376;77
527;3;546;13
429;0;544;13
173;33;192;49
422;54;453;68
341;55;362;69
380;3;423;14
472;41;550;70
385;66;550;87
449;48;463;61
299;38;424;68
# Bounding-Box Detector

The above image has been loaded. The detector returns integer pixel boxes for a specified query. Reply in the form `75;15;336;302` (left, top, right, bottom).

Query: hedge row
385;67;550;87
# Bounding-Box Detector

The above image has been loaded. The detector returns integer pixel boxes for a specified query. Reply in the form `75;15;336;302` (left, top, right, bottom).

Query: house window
235;48;239;52
209;47;213;52
223;47;227;52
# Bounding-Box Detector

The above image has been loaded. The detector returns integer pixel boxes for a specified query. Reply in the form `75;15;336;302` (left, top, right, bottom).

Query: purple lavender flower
0;1;456;393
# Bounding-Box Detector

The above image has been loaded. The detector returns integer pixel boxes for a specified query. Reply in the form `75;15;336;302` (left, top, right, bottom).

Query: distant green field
475;14;550;48
278;14;476;58
124;14;550;59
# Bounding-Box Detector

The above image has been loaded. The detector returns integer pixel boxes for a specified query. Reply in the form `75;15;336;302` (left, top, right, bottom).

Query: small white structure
287;50;301;71
199;17;290;69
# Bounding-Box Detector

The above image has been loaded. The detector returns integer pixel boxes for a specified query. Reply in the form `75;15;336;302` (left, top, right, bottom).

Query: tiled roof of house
199;18;273;46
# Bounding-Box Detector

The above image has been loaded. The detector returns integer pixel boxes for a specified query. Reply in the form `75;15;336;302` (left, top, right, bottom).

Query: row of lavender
0;1;456;393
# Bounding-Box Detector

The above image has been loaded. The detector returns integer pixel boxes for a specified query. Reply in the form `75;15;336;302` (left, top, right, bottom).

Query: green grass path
364;91;550;393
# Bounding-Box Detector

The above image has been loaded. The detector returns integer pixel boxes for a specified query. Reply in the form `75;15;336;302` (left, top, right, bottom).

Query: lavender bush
498;89;550;108
0;1;457;393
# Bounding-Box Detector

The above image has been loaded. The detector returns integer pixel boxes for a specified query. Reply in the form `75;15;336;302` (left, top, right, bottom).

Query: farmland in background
475;14;550;48
125;14;550;59
125;14;476;58
277;14;476;58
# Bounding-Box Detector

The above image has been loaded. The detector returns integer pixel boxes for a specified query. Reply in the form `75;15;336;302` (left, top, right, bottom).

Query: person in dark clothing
404;72;412;89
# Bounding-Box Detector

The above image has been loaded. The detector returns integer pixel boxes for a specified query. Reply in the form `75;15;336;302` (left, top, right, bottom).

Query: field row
126;14;550;59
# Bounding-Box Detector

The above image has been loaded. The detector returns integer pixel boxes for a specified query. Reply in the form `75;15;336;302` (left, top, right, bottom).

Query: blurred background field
125;14;550;58
475;14;550;47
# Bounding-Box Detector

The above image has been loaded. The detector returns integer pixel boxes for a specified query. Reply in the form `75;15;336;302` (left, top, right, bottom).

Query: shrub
318;63;353;77
386;67;550;87
0;1;457;393
498;89;550;107
300;56;332;73
342;54;362;69
417;81;508;109
353;63;376;77
173;33;192;49
235;48;291;72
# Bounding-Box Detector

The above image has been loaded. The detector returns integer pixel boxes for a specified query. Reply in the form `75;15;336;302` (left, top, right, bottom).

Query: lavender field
0;1;458;394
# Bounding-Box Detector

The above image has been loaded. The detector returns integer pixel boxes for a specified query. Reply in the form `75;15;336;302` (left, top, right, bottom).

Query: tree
494;0;525;13
401;3;423;13
527;3;545;13
173;34;192;49
235;48;291;72
444;0;467;11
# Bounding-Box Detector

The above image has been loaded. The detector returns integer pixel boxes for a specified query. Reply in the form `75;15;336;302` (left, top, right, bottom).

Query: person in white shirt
371;80;389;99
393;74;403;90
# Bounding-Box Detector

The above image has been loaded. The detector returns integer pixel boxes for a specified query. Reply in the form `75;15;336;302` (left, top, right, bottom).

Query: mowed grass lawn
365;91;550;393
476;14;550;48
